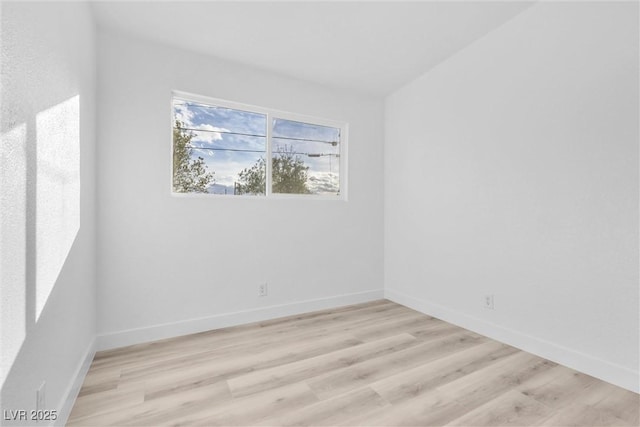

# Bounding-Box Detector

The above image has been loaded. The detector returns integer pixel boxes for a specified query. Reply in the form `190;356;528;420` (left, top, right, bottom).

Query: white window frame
171;90;348;201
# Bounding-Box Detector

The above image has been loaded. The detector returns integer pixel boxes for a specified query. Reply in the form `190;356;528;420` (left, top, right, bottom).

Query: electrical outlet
36;381;46;412
258;283;268;297
484;294;495;310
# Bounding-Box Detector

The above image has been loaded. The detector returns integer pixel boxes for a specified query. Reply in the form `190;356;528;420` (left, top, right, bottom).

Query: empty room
1;1;638;426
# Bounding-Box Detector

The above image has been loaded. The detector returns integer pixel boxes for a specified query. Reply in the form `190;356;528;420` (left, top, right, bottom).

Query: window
172;93;346;198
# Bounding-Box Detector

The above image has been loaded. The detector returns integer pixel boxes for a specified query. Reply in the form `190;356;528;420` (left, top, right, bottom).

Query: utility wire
177;126;265;139
177;126;338;145
273;135;338;145
187;146;264;154
186;145;339;158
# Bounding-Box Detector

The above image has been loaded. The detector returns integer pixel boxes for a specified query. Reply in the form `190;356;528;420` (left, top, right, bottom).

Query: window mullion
266;112;272;196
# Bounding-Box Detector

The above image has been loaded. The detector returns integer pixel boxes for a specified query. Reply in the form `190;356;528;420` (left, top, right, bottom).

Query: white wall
1;1;97;425
384;2;639;392
96;30;384;347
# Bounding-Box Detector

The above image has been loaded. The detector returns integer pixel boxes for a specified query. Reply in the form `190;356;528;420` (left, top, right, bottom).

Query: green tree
173;120;214;193
236;157;266;195
236;146;310;195
272;146;310;194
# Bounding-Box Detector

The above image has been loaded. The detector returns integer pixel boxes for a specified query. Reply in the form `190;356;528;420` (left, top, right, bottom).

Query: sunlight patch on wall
0;122;27;385
35;95;80;321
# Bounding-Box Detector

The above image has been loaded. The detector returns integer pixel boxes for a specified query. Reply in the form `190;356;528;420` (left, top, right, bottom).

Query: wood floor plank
537;402;634;427
67;382;231;426
120;331;361;384
130;382;231;427
345;351;557;426
68;300;639;427
518;365;598;409
68;384;145;423
138;333;363;401
586;384;640;426
535;380;640;426
445;389;555;426
185;382;319;426
258;386;389;426
307;330;484;400
369;340;518;404
349;311;440;342
76;364;122;397
226;333;419;398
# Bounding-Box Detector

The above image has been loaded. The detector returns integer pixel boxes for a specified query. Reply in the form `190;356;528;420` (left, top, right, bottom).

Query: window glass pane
173;98;267;195
272;118;340;195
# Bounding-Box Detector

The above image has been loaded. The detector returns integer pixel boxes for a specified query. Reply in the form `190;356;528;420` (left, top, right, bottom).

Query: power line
273;135;338;145
187;145;263;154
177;125;339;145
186;145;339;158
177;126;266;139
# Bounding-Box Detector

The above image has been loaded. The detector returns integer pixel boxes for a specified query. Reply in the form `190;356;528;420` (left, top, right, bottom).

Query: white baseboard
385;288;639;394
96;289;384;351
55;337;96;427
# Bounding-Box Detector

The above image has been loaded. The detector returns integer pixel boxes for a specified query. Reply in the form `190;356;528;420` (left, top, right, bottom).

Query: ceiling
91;1;534;97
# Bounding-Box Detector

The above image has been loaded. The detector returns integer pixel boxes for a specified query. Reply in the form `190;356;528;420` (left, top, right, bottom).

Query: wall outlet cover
484;295;495;310
36;381;46;412
259;283;268;297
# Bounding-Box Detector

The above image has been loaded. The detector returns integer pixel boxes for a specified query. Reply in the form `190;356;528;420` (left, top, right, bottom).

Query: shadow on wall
0;94;81;394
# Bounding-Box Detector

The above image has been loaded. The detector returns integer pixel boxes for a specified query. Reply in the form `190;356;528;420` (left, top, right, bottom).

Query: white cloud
174;103;195;126
307;172;339;194
190;124;230;146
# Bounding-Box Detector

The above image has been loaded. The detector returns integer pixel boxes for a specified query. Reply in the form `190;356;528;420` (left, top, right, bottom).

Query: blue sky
173;99;340;194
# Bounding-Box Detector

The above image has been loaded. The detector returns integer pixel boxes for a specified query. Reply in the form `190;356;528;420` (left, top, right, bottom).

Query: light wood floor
68;300;639;426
